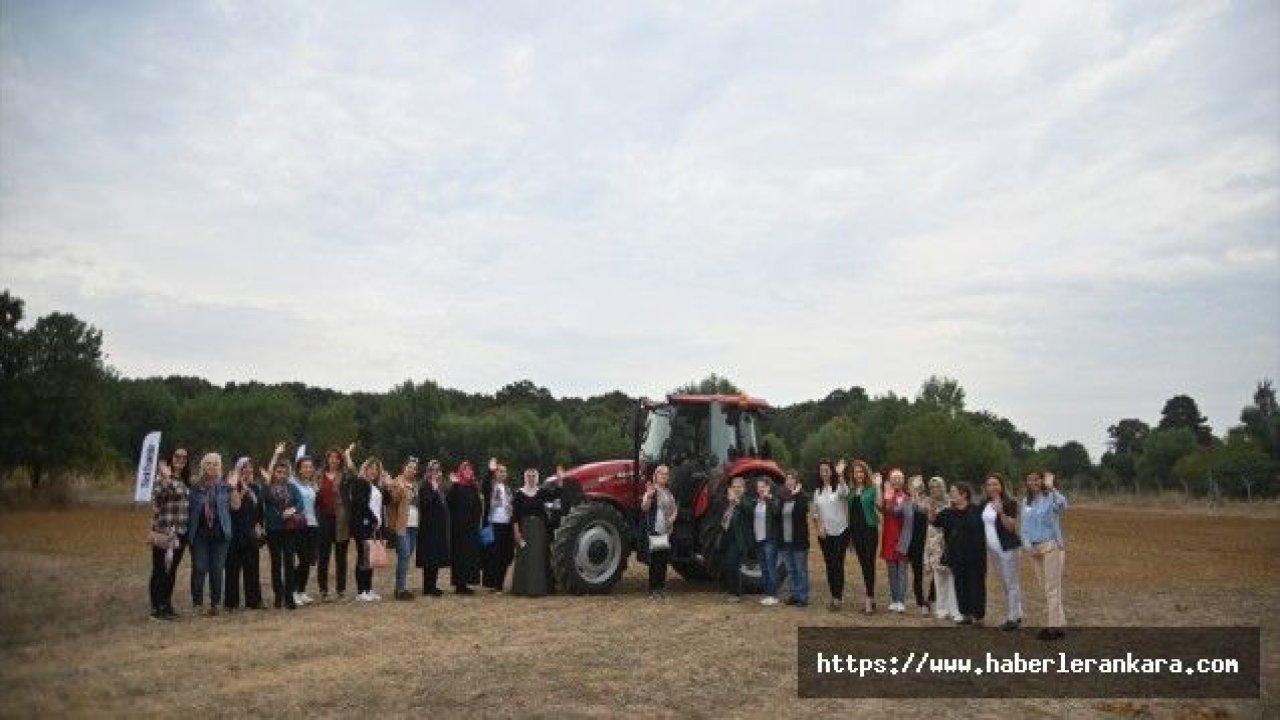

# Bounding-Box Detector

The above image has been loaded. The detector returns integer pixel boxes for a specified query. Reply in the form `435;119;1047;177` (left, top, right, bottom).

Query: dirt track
0;503;1276;718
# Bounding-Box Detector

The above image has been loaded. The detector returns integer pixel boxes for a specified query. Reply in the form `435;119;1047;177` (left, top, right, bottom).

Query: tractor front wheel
551;501;629;594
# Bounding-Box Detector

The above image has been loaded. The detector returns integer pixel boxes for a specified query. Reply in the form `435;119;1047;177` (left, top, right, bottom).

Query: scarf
453;461;476;487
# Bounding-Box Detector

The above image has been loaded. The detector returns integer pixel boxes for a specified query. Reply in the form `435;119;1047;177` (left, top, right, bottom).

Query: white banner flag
133;431;162;503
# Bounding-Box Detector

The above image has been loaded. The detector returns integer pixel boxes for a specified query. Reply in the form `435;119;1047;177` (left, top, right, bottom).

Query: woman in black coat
446;460;483;595
929;481;987;626
415;459;450;596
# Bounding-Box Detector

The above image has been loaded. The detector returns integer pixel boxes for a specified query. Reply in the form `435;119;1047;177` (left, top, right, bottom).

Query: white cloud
1;0;1276;459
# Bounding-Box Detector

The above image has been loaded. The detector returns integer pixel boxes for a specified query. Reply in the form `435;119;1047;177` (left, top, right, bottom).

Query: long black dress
416;480;450;593
446;480;482;590
512;488;549;597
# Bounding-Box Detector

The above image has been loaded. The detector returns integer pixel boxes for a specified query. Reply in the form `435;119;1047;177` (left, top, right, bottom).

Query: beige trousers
1030;543;1066;628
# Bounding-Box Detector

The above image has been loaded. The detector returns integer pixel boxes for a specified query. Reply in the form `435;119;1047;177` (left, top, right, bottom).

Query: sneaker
395;590;414;601
919;605;930;617
784;597;800;606
298;592;314;605
951;614;964;623
760;596;779;606
368;591;382;601
934;610;948;620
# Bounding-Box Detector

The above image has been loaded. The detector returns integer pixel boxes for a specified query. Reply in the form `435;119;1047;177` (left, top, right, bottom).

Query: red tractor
551;394;787;594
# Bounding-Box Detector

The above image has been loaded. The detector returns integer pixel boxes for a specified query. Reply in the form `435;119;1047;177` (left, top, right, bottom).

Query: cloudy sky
2;0;1276;456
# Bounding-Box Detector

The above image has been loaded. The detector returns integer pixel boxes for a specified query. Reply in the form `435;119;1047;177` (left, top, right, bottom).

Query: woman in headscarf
415;459;450;596
446;460;483;595
511;467;549;597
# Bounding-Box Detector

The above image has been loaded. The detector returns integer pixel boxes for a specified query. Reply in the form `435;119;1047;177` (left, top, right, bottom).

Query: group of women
147;443;1068;641
640;458;1069;642
146;444;563;621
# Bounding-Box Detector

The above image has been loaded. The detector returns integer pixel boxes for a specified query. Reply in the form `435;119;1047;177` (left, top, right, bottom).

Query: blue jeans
395;529;417;593
887;560;908;604
758;540;778;597
781;548;810;603
190;533;230;607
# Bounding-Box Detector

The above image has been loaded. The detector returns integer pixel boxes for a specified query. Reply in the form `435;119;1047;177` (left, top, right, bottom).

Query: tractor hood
556;459;640;510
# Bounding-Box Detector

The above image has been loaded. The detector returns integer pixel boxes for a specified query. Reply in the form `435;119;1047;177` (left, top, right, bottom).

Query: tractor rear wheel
551;501;629;594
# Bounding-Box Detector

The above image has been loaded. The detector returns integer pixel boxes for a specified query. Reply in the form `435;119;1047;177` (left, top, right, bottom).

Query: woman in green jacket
847;459;881;614
718;476;753;602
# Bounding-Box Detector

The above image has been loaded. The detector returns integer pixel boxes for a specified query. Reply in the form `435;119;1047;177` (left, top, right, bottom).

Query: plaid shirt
152;478;190;537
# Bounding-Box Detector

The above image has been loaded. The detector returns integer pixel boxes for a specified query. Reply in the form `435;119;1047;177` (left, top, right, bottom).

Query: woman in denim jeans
187;452;235;616
880;469;912;613
381;457;419;600
744;477;782;606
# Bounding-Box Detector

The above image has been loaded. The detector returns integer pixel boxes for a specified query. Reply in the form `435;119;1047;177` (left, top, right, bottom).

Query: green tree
673;374;741;395
7;310;109;487
886;411;1012;485
1102;418;1150;485
1135;427;1197;492
760;432;793;469
371;380;447;464
798;416;859;479
306;398;359;455
916;375;965;417
855;394;912;468
176;388;305;463
1157;394;1213;446
1239;380;1280;460
107;378;179;464
1058;441;1092;478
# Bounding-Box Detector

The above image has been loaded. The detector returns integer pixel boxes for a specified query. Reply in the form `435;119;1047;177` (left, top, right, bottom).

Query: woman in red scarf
445;460;483;594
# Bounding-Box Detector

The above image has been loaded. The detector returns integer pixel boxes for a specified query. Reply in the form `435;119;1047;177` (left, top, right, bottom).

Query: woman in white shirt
811;459;850;611
481;459;515;593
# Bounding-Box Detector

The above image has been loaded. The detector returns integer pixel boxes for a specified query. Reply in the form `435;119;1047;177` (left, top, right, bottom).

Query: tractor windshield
639;403;712;471
712;403;761;463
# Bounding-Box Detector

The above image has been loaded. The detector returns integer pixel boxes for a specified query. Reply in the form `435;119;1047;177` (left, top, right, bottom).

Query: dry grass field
0;501;1277;719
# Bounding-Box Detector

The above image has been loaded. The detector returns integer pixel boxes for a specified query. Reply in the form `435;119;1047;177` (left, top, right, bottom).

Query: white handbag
648;533;671;552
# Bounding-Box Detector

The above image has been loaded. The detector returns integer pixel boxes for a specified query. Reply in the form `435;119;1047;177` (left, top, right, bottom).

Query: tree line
1;290;1276;499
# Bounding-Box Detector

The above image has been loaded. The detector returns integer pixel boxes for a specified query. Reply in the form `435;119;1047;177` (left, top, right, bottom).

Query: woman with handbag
187;452;235;616
641;464;677;600
481;459;515;593
148;456;190;621
261;447;305;611
446;461;482;595
349;455;385;602
511;467;550;597
224;458;265;611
